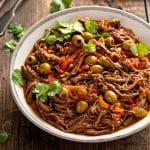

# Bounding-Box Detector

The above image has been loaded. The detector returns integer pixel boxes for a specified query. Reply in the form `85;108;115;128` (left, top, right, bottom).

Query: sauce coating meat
22;18;150;135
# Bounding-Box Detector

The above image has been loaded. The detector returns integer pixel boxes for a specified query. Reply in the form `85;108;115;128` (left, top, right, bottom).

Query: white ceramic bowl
10;6;150;143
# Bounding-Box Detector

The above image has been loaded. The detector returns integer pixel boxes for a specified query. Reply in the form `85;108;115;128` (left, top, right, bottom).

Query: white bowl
10;6;150;143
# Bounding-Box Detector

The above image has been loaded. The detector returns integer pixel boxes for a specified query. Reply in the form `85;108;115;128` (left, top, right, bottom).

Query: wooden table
0;0;150;149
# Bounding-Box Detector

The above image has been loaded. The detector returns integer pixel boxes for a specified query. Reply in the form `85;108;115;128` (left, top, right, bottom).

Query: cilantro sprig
57;19;84;34
0;131;9;144
4;40;17;52
130;41;150;56
43;20;84;45
50;0;72;13
83;40;96;52
101;32;110;38
33;81;62;102
3;22;27;53
84;18;97;34
8;22;26;39
12;69;26;86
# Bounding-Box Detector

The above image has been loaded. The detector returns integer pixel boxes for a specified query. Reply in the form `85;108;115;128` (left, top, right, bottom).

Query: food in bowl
13;17;150;135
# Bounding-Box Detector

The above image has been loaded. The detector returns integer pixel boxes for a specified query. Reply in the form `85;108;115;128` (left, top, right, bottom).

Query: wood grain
0;0;6;8
0;0;149;150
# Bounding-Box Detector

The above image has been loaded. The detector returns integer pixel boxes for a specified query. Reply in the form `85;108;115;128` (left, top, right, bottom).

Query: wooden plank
145;0;150;22
0;0;6;9
0;0;149;150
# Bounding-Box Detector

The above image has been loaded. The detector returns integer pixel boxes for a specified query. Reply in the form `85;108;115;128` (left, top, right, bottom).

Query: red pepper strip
81;65;90;71
67;85;87;100
111;107;124;115
98;95;110;109
113;114;121;123
139;56;148;69
129;100;139;109
61;49;82;71
128;98;139;109
47;74;55;83
129;103;138;109
130;58;140;68
59;69;64;74
93;52;101;58
78;94;87;100
73;95;87;100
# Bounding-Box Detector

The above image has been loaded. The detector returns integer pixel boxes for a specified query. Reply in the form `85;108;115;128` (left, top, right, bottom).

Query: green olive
105;36;115;47
82;32;94;40
59;87;69;99
76;100;88;114
132;106;148;118
99;56;112;68
85;55;98;65
72;34;85;46
104;90;118;104
122;40;134;51
26;55;37;65
90;65;104;74
39;63;51;74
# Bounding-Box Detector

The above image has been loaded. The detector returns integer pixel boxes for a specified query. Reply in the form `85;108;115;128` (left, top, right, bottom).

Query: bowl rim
10;5;150;143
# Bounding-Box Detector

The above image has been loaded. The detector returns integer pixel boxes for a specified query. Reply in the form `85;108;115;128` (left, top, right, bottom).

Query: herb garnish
84;40;96;52
43;20;84;45
84;18;97;34
50;0;72;13
33;81;62;102
101;32;110;38
57;19;84;34
8;22;26;39
4;40;17;52
130;41;149;56
0;131;9;144
12;69;26;86
3;22;27;53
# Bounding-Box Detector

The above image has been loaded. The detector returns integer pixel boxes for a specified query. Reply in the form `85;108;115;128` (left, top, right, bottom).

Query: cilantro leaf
50;0;60;12
72;20;85;33
4;40;17;52
84;19;97;34
62;0;72;8
33;81;62;102
46;35;57;45
84;40;96;52
63;34;71;40
8;22;26;39
33;83;50;102
130;41;149;56
137;42;149;56
54;32;64;42
42;29;70;45
130;44;138;56
58;20;84;34
12;69;26;86
56;20;70;27
101;32;110;38
50;0;72;13
43;20;84;45
58;26;73;34
47;81;62;96
0;131;9;144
